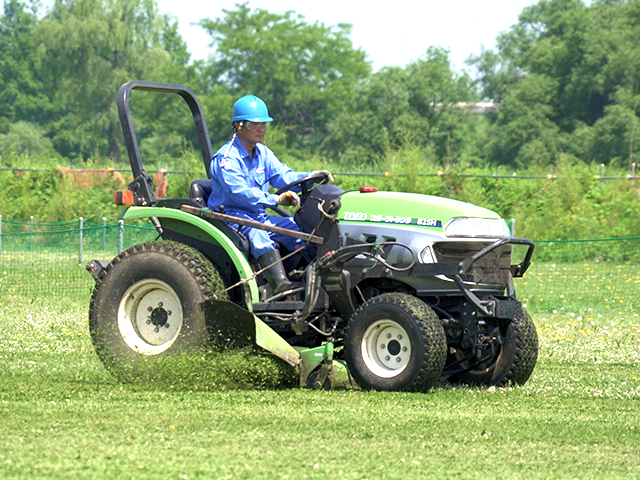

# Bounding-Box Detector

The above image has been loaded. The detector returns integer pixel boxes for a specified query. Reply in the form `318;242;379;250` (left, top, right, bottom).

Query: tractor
87;81;538;391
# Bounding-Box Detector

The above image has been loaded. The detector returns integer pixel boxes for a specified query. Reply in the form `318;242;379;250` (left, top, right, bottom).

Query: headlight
444;217;511;238
420;246;435;263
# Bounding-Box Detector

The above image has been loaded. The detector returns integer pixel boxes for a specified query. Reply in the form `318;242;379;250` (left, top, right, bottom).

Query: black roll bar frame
116;81;213;205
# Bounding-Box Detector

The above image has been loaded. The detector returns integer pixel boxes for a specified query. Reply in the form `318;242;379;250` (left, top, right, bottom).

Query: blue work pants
228;211;305;258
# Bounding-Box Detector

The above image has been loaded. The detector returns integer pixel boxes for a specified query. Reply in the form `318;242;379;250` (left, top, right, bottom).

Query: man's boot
258;249;293;296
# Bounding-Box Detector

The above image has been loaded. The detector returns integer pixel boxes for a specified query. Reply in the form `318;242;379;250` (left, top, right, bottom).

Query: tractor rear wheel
446;309;538;386
89;241;228;380
344;293;447;392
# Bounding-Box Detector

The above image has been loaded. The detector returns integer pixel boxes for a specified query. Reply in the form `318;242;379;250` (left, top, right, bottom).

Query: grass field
1;291;639;479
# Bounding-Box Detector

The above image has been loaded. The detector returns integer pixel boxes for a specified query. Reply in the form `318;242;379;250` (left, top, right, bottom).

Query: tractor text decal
342;212;442;228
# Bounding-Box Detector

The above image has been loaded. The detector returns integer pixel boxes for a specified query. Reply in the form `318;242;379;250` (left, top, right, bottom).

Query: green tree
0;120;55;156
0;0;53;133
34;0;192;161
473;0;640;166
323;48;480;167
198;2;371;152
485;74;564;167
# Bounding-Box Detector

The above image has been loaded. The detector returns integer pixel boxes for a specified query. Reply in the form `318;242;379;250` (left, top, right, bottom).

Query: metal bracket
128;172;155;205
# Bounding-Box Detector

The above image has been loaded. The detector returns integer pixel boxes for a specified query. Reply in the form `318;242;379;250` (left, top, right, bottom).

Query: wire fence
0;218;159;298
0;217;638;313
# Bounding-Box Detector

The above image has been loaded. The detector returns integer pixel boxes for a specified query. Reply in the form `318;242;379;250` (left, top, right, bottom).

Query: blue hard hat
232;95;273;122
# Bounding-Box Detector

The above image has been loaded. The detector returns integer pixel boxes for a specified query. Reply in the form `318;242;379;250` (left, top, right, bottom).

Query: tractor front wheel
89;241;227;380
344;293;447;392
446;309;538;386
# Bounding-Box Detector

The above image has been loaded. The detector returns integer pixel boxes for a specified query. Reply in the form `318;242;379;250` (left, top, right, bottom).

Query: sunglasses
244;121;269;131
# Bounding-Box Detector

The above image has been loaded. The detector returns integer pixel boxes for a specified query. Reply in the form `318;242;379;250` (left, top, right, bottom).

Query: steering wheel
274;171;330;203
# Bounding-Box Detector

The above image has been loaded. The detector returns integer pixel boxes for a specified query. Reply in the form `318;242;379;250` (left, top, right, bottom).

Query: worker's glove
276;191;301;207
310;170;334;183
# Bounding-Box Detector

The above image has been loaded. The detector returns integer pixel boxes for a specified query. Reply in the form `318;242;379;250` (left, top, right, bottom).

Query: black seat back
189;179;212;207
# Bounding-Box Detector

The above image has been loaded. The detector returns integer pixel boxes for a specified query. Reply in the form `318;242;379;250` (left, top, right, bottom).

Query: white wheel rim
117;279;184;355
361;319;411;378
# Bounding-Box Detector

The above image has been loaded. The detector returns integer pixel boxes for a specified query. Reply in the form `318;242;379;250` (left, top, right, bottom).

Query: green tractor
87;81;538;392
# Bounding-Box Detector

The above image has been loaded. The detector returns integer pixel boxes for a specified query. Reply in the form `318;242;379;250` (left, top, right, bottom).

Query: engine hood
337;191;501;232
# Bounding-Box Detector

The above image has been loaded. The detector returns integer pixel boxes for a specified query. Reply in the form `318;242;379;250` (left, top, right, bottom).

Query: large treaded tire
448;309;538;386
88;241;228;380
344;293;447;392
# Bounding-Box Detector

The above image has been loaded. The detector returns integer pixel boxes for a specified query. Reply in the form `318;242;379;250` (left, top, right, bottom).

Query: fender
121;206;259;307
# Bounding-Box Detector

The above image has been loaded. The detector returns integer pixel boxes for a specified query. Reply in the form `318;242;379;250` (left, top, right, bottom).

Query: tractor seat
188;179;251;257
189;179;212;207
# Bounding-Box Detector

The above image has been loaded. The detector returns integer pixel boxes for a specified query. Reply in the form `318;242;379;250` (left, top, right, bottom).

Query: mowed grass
1;291;639;480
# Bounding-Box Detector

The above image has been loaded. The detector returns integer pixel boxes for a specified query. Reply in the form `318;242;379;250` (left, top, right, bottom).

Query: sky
155;0;539;72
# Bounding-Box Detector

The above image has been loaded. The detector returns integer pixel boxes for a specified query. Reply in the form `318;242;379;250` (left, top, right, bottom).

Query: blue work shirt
208;137;308;217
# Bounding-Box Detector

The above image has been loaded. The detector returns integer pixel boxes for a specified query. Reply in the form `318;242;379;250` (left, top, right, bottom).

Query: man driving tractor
208;94;333;296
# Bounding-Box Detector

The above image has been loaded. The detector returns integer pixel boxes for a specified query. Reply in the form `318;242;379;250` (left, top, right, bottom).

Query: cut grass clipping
114;351;299;391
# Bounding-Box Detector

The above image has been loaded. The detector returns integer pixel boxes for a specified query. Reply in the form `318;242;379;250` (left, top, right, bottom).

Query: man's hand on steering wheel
276;191;300;207
274;171;334;203
309;170;334;183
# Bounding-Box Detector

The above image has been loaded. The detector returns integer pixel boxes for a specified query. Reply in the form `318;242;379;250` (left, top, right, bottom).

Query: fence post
600;163;605;187
79;217;84;265
29;215;34;251
118;220;124;253
102;217;107;252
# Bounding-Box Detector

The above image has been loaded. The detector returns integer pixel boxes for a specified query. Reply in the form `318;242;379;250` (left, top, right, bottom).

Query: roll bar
117;81;213;205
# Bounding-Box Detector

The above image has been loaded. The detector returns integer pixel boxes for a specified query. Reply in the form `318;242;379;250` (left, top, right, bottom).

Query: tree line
2;0;640;171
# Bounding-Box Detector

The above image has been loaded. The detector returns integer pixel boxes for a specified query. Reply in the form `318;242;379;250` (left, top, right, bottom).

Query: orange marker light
115;190;134;205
